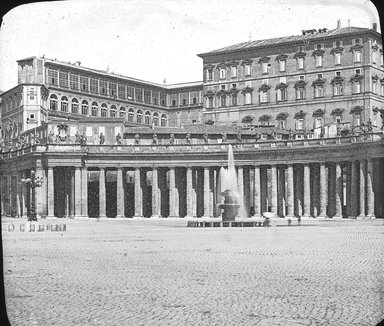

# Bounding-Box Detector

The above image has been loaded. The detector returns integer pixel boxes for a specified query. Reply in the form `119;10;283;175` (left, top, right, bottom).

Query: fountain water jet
217;145;248;221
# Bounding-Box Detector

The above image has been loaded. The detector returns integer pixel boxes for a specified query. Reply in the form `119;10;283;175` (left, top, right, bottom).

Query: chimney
337;19;341;29
373;23;377;32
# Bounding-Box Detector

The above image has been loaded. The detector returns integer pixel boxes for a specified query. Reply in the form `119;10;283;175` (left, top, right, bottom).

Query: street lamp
21;170;44;221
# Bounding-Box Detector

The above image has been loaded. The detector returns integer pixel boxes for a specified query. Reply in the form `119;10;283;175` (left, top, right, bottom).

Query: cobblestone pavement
2;218;384;326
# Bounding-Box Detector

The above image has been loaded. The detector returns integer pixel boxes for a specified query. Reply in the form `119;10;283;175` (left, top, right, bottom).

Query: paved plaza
2;218;384;326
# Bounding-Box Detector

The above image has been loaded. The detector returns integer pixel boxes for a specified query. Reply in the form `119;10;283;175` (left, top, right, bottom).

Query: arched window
91;102;98;117
137;110;143;124
61;96;68;112
110;105;117;118
119;107;126;118
128;108;134;122
161;114;167;127
50;94;58;111
81;100;89;115
145;111;151;125
71;98;79;114
153;112;159;126
101;103;108;117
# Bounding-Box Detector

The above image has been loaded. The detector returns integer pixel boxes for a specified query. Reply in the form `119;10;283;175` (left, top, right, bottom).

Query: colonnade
1;159;381;219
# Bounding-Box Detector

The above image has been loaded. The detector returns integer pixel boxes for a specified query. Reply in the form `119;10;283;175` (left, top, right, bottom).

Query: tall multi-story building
1;23;383;220
199;23;384;137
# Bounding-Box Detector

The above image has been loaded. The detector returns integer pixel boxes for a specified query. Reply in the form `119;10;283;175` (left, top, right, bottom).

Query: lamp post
21;170;44;221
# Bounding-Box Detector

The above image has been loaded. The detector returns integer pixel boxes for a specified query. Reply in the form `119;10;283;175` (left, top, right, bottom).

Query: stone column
81;167;88;218
185;167;193;218
286;164;294;218
151;167;160;218
253;165;261;218
345;163;352;218
270;164;278;216
99;167;107;218
133;168;143;218
74;167;82;218
277;166;286;217
202;167;210;218
358;160;366;219
116;167;124;218
366;159;375;218
303;163;311;218
334;162;343;218
47;167;55;219
34;167;45;218
237;166;244;200
70;169;75;217
318;163;327;218
21;171;28;218
169;167;179;218
294;166;303;217
312;165;319;218
350;161;358;218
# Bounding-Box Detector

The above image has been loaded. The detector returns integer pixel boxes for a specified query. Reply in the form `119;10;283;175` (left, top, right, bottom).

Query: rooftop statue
169;133;175;145
135;133;140;144
116;133;122;145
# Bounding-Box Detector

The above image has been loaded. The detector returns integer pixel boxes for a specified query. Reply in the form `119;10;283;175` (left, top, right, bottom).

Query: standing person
297;216;301;226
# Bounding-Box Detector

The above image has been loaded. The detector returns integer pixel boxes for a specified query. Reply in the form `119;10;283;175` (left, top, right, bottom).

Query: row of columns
2;158;379;219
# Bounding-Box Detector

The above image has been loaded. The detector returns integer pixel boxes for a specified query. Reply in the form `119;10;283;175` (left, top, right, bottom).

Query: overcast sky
0;0;380;91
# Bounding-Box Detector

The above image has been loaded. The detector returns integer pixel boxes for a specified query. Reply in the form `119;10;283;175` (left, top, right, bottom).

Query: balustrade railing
1;132;382;159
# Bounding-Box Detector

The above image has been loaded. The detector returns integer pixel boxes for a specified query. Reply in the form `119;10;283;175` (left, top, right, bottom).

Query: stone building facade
1;24;384;220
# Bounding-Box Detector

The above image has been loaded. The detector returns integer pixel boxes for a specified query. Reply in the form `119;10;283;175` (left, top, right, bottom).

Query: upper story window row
46;67;168;107
204;41;383;82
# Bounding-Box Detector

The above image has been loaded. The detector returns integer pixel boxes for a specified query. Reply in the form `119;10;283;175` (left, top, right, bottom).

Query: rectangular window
245;64;251;76
261;79;269;85
334;41;342;47
109;82;117;97
354;82;361;93
297;57;304;70
245;92;252;104
59;71;69;88
315;55;323;67
152;91;159;105
355;69;361;75
135;87;143;102
80;76;89;92
372;51;377;64
316;44;322;50
277;89;286;101
231;66;237;78
296;88;305;100
334;53;341;65
372;80;377;93
335;71;341;77
315;117;322;128
90;78;99;94
333;84;343;96
315;86;324;97
160;92;166;106
127;86;134;99
279;77;286;83
262;62;268;74
100;80;108;95
118;84;126;99
296;119;304;130
207;97;213;108
231;94;237;106
381;53;384;66
70;74;79;90
318;73;323;79
279;60;286;72
206;69;213;80
260;91;268;103
220;96;226;107
219;68;226;79
299;75;305;80
354;51;362;63
144;89;151;104
47;68;58;86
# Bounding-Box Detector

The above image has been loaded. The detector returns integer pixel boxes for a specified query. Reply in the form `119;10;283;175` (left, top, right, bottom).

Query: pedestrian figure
186;133;191;144
99;132;105;144
135;133;140;145
203;133;208;143
288;218;292;226
75;131;81;143
116;133;122;145
222;132;227;143
298;216;301;226
153;133;158;145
